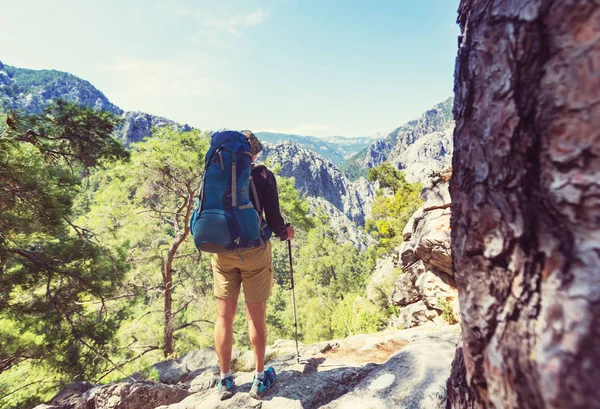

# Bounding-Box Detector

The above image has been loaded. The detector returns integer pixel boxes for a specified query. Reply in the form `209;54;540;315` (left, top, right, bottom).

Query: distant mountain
0;60;122;115
255;132;379;166
0;61;191;146
259;141;376;250
342;98;454;184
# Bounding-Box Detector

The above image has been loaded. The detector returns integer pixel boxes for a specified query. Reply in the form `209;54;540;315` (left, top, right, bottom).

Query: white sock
220;371;232;379
255;370;265;380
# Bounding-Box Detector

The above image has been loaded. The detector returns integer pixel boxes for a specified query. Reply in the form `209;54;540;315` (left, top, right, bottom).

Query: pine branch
173;319;215;332
423;203;451;212
94;345;160;384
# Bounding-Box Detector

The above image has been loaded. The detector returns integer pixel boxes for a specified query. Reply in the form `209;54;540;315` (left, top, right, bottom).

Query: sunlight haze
0;0;460;137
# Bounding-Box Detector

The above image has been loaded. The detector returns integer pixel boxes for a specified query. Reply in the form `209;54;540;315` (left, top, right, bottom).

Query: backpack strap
198;173;205;210
250;176;262;220
231;153;237;207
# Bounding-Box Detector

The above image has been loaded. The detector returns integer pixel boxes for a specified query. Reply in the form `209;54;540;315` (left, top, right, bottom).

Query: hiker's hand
284;225;295;241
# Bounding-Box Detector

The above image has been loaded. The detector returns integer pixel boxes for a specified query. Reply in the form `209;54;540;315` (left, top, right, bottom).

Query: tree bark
448;1;600;408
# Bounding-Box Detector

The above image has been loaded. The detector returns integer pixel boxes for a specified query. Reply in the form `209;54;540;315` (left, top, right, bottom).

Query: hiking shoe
218;375;235;400
249;367;276;399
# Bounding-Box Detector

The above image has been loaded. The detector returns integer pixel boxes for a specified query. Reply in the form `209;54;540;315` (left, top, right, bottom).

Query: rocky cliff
32;325;459;409
345;98;454;185
255;132;377;166
367;181;459;329
0;61;192;146
119;112;193;145
0;61;122;115
260;141;376;249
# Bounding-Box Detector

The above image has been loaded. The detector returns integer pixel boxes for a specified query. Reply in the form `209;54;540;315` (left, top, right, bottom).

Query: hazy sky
1;0;460;137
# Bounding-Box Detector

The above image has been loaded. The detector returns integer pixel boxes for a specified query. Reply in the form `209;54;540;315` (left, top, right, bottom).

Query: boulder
389;260;426;306
421;183;451;208
415;270;456;311
75;382;188;409
398;238;418;267
397;300;440;329
412;208;452;276
48;382;94;408
151;359;188;385
402;207;424;242
321;325;459;409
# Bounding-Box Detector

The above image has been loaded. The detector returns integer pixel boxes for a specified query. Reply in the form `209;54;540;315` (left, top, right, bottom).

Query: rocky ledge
368;181;459;329
33;325;458;409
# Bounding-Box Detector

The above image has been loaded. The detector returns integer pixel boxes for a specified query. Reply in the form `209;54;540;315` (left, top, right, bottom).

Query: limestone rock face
356;98;454;185
387;182;459;329
389;260;425;307
260;141;377;249
117;112;193;146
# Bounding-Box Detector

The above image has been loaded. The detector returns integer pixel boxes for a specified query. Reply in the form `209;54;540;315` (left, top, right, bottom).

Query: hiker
191;130;294;400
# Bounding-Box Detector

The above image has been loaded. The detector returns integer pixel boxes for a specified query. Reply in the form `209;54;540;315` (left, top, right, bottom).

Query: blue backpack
190;130;271;253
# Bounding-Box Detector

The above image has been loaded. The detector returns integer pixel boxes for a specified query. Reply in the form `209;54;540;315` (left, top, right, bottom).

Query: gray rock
188;366;220;394
415;270;456;311
390;260;426;307
320;326;459;409
402;207;424;242
151;359;189;385
412;209;452;277
397;300;440;329
398;238;418;267
260;142;375;227
48;381;94;408
74;382;188;409
45;326;460;409
356;98;454;186
117;111;192;146
179;347;219;373
421;184;451;208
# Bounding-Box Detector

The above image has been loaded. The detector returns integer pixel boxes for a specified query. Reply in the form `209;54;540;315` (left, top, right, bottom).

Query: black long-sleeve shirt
250;165;288;240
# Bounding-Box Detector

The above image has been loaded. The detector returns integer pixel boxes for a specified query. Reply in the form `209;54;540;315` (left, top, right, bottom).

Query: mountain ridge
255;131;379;166
343;97;454;184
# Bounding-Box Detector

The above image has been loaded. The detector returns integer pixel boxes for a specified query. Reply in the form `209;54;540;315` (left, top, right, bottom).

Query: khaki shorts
211;241;273;303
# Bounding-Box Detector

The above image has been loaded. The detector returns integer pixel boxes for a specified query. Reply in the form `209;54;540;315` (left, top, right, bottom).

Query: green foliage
438;297;458;325
340;148;369;181
330;294;388;338
78;127;214;360
1;118;402;407
365;163;423;254
367;163;408;193
0;102;129;408
266;213;385;345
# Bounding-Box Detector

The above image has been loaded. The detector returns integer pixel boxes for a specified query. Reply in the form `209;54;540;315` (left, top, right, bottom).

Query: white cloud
162;5;270;37
97;56;229;111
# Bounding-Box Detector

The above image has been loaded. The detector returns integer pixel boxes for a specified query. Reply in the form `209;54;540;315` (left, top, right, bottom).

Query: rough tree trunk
163;185;196;357
448;1;599;408
163;264;173;357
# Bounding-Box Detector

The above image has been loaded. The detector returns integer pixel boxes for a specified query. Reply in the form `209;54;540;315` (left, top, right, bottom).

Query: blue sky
1;0;460;137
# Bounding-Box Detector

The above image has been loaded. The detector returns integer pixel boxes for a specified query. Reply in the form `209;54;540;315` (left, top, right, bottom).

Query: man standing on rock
210;130;295;400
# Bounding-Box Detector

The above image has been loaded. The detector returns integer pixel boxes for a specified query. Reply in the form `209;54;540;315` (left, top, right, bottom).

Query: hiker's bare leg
245;301;267;373
215;297;237;374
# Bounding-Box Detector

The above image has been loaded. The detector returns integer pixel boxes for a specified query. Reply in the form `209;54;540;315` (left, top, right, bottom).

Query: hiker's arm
263;172;288;240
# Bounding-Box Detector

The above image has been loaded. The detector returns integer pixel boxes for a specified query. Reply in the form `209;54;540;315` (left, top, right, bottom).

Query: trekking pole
288;238;300;364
